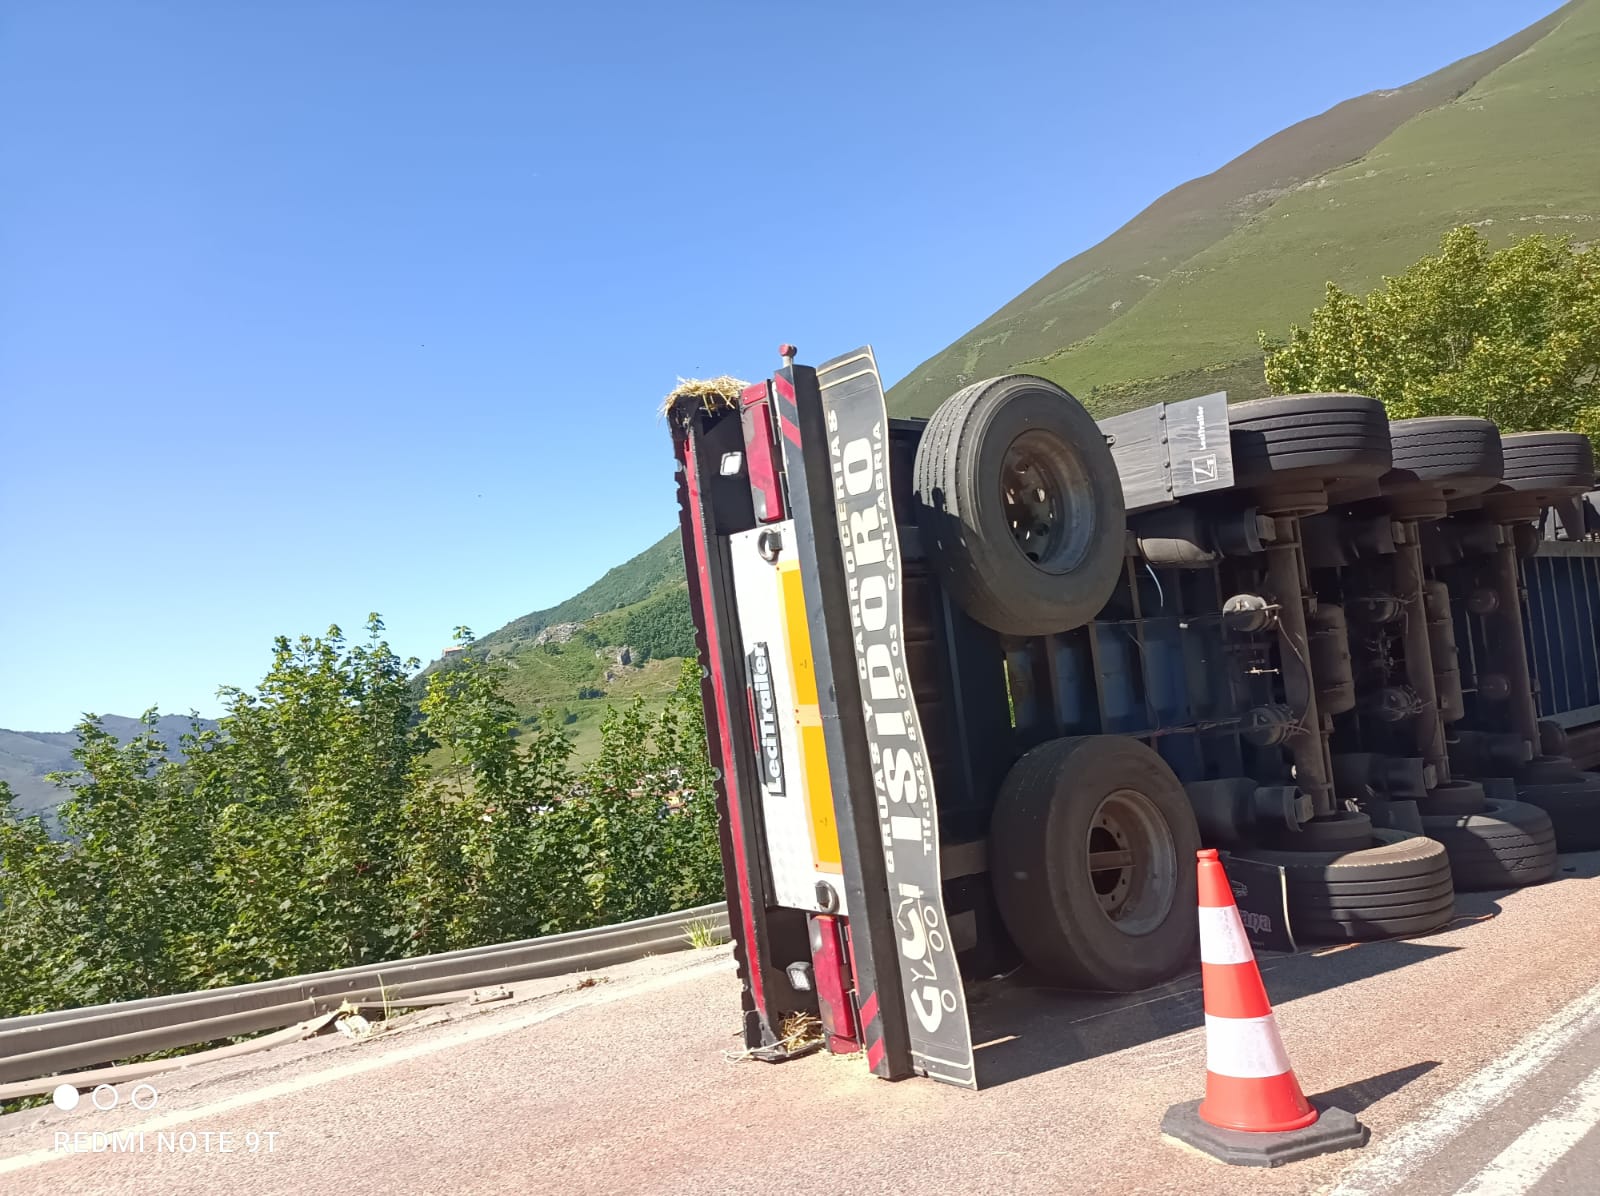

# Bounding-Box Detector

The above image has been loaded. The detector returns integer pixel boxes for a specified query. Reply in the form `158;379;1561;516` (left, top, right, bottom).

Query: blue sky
0;0;1564;730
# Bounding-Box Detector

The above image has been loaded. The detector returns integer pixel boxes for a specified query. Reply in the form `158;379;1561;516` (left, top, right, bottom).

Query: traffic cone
1161;849;1367;1166
1193;847;1316;1132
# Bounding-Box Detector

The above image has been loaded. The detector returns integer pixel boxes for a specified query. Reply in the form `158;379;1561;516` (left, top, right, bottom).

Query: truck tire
1262;810;1373;851
1519;755;1585;785
1420;779;1489;815
1229;394;1393;489
1293;905;1457;941
1515;775;1600;851
1500;432;1596;493
913;376;1127;636
1386;416;1504;499
1418;799;1557;889
1228;830;1454;942
989;735;1200;990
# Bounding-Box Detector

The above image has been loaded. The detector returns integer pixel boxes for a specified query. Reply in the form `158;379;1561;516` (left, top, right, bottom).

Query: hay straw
778;1011;824;1053
659;375;750;422
720;1010;826;1063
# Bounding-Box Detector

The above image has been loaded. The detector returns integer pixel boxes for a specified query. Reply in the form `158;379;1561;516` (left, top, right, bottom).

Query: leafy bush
588;584;696;662
1261;227;1600;439
0;618;723;1020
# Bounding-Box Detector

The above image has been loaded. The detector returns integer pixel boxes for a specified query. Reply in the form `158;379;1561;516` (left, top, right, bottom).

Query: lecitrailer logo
747;643;785;794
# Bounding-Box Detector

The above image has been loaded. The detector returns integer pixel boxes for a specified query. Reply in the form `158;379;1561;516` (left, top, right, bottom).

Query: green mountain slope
475;532;684;653
888;0;1590;417
488;622;689;759
425;531;695;759
463;2;1599;754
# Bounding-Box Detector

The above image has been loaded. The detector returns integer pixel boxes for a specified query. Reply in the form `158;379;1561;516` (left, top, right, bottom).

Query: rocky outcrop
533;621;584;646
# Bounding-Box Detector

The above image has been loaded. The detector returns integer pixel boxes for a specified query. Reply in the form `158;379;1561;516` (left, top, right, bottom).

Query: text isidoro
55;1130;281;1154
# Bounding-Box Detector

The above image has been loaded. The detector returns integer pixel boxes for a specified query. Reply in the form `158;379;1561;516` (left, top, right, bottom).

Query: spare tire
1229;394;1393;491
989;735;1200;990
1228;830;1454;942
1500;432;1596;494
913;375;1127;636
1418;799;1557;890
1386;417;1504;500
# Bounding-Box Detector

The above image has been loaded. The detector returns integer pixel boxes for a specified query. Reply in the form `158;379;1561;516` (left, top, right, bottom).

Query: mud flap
807;347;976;1088
1218;853;1297;954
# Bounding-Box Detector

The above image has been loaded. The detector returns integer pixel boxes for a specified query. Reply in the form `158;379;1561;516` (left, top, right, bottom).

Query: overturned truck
667;346;1600;1088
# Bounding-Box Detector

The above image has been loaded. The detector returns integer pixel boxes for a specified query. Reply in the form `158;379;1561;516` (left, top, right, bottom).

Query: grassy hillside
475;532;685;654
887;0;1590;417
423;531;694;760
493;630;688;760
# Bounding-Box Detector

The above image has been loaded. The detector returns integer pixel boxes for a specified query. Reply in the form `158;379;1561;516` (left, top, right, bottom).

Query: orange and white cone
1195;847;1318;1133
1163;848;1365;1165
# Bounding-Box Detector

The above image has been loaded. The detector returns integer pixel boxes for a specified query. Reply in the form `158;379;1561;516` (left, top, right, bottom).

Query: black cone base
1161;1099;1367;1167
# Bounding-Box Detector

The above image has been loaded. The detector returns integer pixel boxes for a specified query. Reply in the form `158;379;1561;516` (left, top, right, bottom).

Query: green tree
396;627;585;951
0;617;722;1024
576;657;723;923
0;713;219;1013
1260;227;1600;439
1;780;87;1016
192;617;421;984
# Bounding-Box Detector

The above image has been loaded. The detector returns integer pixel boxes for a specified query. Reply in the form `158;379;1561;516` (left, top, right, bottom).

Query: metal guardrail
0;902;728;1089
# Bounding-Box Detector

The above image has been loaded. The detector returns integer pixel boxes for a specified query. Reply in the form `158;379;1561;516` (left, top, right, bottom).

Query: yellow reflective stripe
778;560;842;872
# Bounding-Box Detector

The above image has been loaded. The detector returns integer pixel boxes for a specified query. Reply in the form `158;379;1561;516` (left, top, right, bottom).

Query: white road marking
1452;1063;1600;1196
0;957;730;1177
1328;979;1600;1196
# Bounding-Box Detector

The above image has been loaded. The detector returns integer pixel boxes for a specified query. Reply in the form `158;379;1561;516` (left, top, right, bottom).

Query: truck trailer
667;345;1600;1088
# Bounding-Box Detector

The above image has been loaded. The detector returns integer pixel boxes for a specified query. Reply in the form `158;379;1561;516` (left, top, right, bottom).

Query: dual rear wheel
915;380;1202;990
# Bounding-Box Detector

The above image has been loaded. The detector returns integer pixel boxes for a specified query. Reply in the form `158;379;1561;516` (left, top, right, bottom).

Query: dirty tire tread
1230;830;1456;942
1292;876;1455;914
1389;416;1503;483
1501;433;1596;493
1295;906;1455;942
1228;394;1393;488
1287;871;1456;899
1507;778;1600;851
1294;889;1456;923
1229;829;1448;879
1419;799;1558;889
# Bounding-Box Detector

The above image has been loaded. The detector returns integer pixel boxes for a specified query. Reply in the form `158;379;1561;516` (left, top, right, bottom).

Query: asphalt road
3;851;1599;1196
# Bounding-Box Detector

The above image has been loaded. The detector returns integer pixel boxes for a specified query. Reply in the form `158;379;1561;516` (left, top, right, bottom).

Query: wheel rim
1086;788;1178;935
1000;430;1096;575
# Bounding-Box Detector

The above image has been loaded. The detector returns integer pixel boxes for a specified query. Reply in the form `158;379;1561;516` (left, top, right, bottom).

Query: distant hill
887;0;1594;417
473;532;685;654
421;532;695;758
0;714;218;825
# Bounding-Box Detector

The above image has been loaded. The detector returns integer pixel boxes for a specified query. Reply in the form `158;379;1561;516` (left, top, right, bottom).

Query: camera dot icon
49;1080;159;1113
